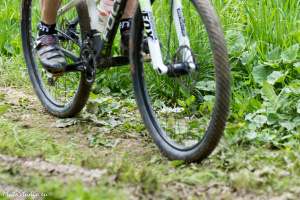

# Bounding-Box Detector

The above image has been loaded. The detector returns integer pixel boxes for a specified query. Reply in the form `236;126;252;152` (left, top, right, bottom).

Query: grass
1;104;300;198
1;97;300;198
0;56;29;88
0;170;125;200
0;0;20;56
0;0;300;198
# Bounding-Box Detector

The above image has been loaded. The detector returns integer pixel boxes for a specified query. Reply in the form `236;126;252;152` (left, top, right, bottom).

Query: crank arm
96;56;129;68
64;62;85;73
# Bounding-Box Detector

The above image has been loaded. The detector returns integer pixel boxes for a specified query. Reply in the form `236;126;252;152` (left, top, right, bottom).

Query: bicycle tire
21;0;92;118
130;0;230;162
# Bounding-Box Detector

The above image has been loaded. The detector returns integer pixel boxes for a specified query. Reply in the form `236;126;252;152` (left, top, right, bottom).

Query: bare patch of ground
0;154;106;186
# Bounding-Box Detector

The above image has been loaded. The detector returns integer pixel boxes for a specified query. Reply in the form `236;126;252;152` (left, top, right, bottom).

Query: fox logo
142;11;157;40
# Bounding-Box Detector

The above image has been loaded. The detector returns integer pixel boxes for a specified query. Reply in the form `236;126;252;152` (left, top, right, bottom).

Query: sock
38;21;57;36
120;18;132;34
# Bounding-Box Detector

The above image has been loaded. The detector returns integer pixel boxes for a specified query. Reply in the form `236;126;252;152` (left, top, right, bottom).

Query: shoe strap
36;35;58;49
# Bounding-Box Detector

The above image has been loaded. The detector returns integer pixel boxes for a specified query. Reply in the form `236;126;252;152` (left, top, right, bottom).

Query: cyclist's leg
37;0;66;74
122;0;137;19
41;0;60;24
120;0;137;55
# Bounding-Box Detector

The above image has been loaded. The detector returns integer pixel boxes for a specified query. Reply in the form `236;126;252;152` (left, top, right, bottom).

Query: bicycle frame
58;0;195;75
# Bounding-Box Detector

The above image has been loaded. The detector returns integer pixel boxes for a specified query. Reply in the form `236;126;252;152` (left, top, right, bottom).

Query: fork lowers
166;62;192;77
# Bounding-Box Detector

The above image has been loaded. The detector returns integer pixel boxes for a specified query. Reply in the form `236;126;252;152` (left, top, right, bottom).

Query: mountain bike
21;0;230;162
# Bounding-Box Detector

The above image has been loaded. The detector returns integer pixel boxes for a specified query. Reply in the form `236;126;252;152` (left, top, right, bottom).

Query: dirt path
0;154;106;185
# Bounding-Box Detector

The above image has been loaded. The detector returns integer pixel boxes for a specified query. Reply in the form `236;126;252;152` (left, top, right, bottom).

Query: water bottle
97;0;114;33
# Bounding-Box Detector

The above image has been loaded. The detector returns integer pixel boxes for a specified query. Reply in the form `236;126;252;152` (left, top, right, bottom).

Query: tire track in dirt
0;154;106;186
0;87;39;108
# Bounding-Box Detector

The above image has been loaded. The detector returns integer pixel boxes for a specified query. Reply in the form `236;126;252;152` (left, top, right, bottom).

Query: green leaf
294;117;300;128
203;95;215;102
294;62;300;74
86;101;99;114
177;99;186;107
267;46;281;62
252;115;268;126
297;100;300;114
0;104;10;115
267;71;285;85
170;160;185;168
89;92;98;100
195;81;215;92
101;87;111;95
185;95;196;106
4;42;15;55
285;81;300;94
252;64;273;85
267;113;279;125
153;99;165;109
246;131;257;140
279;121;297;131
281;44;299;64
261;82;277;105
226;30;246;57
0;93;5;101
55;118;78;128
241;43;257;65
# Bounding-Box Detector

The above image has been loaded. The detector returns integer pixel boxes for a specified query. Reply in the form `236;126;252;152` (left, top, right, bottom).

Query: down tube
138;0;168;74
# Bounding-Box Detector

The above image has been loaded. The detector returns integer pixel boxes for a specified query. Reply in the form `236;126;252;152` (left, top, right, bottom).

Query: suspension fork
139;0;196;75
171;0;195;69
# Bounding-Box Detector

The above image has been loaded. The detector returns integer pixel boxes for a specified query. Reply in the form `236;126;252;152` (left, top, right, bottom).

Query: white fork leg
172;0;196;69
139;0;168;74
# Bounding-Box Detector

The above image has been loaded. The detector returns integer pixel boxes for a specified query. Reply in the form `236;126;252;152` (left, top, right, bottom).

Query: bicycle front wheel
130;0;230;162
